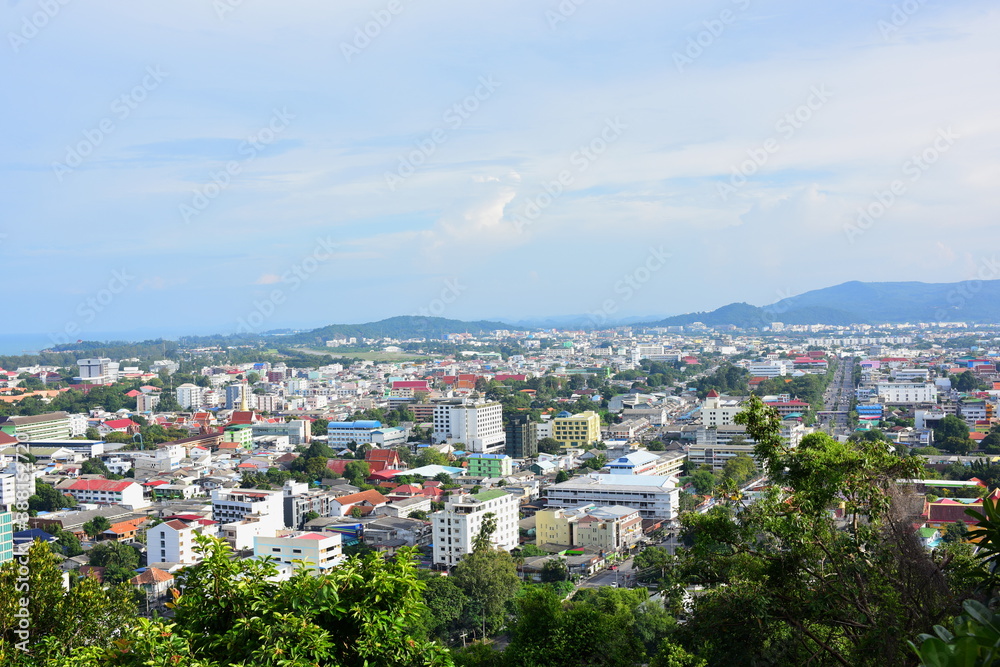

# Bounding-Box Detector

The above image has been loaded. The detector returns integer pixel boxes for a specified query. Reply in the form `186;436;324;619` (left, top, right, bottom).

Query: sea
0;333;60;356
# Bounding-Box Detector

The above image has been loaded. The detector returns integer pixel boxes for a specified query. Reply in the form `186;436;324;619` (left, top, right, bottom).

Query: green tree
310;418;329;436
50;529;84;557
670;395;956;666
27;482;77;512
88;541;141;585
344;460;371;486
935;415;973;453
688;470;716;495
82;515;112;540
555;470;571;483
417;449;451;467
540;557;569;583
538;438;562;455
451;514;521;638
942;521;969;544
720;453;757;487
420;575;467;641
0;540;137;660
80;458;111;476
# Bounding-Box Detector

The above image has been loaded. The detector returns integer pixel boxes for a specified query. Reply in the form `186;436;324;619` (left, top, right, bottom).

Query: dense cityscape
5;0;1000;664
2;318;1000;664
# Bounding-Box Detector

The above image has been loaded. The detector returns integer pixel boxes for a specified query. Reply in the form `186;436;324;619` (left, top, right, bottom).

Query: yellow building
552;411;601;447
535;504;642;553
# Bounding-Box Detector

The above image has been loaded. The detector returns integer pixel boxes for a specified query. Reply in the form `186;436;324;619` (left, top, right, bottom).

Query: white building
76;358;118;384
431;489;519;567
212;488;285;550
876;382;938;405
327;420;388;448
59;478;146;509
545;474;679;521
747;361;788;378
147;518;216;565
253;531;343;571
700;391;743;427
136;393;161;413
0;472;35;507
432;401;505;454
131;444;185;476
175;383;204;410
604;450;683;477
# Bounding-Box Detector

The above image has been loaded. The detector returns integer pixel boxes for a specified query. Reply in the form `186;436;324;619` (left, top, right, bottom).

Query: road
579;555;636;589
819;357;855;436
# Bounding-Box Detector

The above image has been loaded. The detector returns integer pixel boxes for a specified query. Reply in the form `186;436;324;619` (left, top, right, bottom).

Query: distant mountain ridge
645;280;1000;327
285;316;511;346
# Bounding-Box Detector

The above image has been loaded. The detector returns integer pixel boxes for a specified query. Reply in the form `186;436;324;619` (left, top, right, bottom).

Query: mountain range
265;280;1000;344
642;280;1000;328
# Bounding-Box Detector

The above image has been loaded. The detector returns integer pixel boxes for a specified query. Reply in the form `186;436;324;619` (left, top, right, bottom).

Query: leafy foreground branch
670;396;988;667
1;535;451;667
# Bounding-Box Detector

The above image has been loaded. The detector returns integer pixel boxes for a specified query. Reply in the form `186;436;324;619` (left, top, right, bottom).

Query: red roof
336;489;388;507
131;568;174;585
102;418;137;430
326;460;351;475
143;480;169;487
295;532;330;540
67;478;135;492
366;449;401;463
706;390;719;398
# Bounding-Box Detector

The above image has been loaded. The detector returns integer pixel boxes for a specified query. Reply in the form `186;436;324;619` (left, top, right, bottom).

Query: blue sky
2;0;999;339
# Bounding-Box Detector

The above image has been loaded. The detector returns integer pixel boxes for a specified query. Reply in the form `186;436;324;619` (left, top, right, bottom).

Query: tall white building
432;401;505;454
175;383;204;410
431;489;519;567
